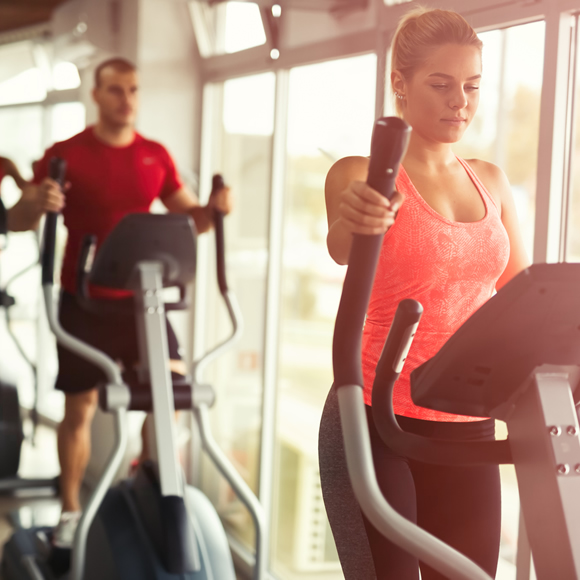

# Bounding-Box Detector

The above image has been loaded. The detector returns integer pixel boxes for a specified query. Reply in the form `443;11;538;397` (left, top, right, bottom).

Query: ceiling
0;0;68;35
0;0;370;37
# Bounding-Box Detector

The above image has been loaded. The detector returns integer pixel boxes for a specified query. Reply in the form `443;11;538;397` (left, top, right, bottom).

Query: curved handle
212;174;228;295
41;157;66;286
333;118;411;390
371;299;512;464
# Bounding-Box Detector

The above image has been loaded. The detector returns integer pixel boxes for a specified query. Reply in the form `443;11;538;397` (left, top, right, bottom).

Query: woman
318;7;530;580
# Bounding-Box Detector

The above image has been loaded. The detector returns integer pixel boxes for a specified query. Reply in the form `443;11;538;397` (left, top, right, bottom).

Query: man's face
92;67;139;128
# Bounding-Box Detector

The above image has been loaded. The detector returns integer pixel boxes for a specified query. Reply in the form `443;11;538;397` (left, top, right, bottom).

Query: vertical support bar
494;29;509;169
561;14;579;262
515;508;531;580
506;367;580;579
374;0;389;120
134;262;183;498
534;10;575;264
258;67;289;566
187;81;219;486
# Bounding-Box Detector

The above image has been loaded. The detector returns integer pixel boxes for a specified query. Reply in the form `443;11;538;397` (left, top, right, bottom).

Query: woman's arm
468;159;531;290
325;156;404;265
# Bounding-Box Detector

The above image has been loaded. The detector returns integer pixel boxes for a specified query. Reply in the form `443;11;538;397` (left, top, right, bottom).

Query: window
272;53;376;580
189;0;266;57
196;72;276;550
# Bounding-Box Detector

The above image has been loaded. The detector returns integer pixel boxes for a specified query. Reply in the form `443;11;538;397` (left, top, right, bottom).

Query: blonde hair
390;7;482;115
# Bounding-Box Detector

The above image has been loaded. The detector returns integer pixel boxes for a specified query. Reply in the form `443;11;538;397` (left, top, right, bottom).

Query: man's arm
6;179;66;232
161;185;232;234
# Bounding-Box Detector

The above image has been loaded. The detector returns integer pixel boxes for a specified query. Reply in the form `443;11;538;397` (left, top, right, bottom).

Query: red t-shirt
34;127;183;298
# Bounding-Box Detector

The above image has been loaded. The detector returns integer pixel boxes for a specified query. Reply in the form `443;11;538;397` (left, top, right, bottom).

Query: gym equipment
0;196;57;494
332;117;580;579
2;162;266;579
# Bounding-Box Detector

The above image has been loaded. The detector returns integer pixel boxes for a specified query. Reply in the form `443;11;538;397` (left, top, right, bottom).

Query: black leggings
318;387;501;580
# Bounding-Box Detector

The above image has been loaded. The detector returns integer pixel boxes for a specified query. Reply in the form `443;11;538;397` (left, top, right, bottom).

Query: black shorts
55;291;181;394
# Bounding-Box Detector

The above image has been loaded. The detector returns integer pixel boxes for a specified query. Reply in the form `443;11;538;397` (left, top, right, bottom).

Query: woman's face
394;43;482;145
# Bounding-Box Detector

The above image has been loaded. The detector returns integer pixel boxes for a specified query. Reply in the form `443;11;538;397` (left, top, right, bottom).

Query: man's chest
62;146;167;210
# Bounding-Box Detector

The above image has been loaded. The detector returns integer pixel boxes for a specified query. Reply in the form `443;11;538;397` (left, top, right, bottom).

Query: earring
394;92;404;100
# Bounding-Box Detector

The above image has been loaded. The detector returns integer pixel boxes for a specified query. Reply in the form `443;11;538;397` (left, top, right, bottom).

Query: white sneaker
52;511;82;549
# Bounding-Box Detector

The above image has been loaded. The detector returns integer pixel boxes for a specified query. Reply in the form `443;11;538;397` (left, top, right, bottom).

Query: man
18;57;232;548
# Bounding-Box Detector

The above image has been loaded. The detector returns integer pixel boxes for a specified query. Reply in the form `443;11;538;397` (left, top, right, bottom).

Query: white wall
136;0;203;186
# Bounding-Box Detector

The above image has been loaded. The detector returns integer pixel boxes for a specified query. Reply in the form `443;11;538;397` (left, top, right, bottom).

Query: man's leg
57;389;99;513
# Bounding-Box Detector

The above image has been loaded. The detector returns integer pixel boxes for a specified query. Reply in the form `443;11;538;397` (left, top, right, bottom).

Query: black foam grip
0;197;6;236
41;158;66;285
366;116;412;200
333;118;411;390
212;174;228;294
373;298;423;384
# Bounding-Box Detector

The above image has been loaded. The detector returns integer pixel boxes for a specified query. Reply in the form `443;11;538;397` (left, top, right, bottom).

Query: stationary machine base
2;472;236;580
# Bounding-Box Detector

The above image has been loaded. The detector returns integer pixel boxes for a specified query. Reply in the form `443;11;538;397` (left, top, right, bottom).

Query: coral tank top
361;157;510;422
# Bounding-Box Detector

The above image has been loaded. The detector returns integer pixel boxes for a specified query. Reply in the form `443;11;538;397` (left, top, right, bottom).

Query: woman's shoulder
325;156;369;191
465;159;507;189
329;155;369;176
462;158;511;210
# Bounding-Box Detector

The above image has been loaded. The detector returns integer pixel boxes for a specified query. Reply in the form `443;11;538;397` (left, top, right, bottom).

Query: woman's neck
403;131;457;174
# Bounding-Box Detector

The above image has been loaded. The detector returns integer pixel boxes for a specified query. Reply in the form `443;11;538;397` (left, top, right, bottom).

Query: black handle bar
212;174;228;295
333;117;411;389
41;157;66;286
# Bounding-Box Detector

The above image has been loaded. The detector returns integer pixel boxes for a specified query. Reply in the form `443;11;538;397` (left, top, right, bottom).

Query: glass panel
188;0;266;57
272;53;376;580
565;18;580;262
0;68;46;106
454;21;545;261
199;73;275;550
52;62;81;91
50;102;86;143
224;2;267;54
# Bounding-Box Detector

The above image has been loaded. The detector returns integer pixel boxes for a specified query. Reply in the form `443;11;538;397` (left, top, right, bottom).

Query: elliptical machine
2;160;266;579
332;117;580;579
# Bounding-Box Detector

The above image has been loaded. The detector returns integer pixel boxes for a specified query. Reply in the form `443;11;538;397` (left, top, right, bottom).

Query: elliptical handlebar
40;158;125;388
193;174;243;384
212;174;228;295
191;174;266;580
333;117;411;390
332;118;494;580
41;158;66;286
